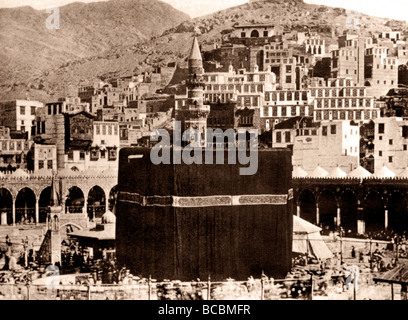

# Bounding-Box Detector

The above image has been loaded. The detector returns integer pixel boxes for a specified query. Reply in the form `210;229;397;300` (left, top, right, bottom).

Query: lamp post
338;226;344;264
23;236;29;268
369;236;373;270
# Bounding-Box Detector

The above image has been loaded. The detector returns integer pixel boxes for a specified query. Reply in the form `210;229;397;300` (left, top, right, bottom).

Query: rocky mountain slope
1;0;407;101
0;0;190;101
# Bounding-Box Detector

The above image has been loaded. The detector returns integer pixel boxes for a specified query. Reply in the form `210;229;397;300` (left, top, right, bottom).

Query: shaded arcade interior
0;185;118;226
297;187;408;237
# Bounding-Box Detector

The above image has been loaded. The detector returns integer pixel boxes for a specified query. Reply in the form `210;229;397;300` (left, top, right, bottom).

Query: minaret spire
189;37;202;61
175;37;210;148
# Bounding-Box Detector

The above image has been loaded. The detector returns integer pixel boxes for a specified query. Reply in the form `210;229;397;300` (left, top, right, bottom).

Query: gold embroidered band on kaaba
118;189;293;207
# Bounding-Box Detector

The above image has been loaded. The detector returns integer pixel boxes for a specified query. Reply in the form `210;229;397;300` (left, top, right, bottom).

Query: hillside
1;0;407;101
0;0;190;101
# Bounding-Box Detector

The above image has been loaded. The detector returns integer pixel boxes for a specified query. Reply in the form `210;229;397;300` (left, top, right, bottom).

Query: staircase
37;230;52;266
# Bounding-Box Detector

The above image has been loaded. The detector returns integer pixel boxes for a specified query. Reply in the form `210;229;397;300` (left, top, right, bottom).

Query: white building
373;117;408;174
231;23;277;39
293;120;360;173
33;144;57;171
310;78;379;123
0;100;44;140
176;65;277;111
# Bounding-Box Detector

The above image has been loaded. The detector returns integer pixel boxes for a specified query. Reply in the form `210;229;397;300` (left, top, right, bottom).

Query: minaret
178;37;210;147
47;171;62;265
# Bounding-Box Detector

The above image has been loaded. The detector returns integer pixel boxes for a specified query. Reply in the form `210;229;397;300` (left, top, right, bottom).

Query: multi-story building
305;35;326;57
229;23;278;44
45;97;90;116
292;120;360;173
271;116;316;149
373;117;408;174
395;43;408;65
378;31;402;43
310;78;379;123
331;34;374;87
0;100;43;140
0;126;32;170
31;144;57;172
87;120;120;170
202;64;276;107
263;41;297;90
261;89;314;130
34;107;120;171
364;47;398;97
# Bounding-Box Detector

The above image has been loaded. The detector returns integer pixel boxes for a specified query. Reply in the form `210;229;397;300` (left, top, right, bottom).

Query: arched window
250;30;259;38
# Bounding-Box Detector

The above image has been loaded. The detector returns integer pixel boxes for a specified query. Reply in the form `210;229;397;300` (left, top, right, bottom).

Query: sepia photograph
0;0;407;307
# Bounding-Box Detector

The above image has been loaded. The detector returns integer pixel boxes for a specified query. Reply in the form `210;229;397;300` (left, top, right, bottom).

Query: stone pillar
83;200;88;216
337;207;341;227
105;191;109;213
296;205;300;217
61;196;66;215
1;212;7;225
357;206;365;235
316;206;320;226
35;199;39;225
385;209;388;231
12;200;16;226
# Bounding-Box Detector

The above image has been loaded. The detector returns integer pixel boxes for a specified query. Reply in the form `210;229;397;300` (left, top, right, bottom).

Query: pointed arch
16;187;36;224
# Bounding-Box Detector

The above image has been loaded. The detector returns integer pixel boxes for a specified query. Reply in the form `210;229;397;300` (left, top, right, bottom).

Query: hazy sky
0;0;407;20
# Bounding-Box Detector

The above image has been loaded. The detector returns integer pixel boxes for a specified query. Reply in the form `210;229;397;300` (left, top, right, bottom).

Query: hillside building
0;100;43;140
373;117;408;174
310;78;379;123
292;120;360;173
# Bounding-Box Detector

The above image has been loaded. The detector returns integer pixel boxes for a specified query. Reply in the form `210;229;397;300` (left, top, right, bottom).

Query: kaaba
116;147;293;281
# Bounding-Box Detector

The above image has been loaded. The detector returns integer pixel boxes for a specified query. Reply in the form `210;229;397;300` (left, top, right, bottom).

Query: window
68;151;74;160
331;125;336;134
286;75;292;84
389;139;393;145
101;150;106;159
389;156;393;163
39;160;44;169
80;152;85;160
286;65;292;73
379;151;382;157
379;123;385;134
31;106;36;115
20;106;25;115
47;160;53;170
21;126;25;132
285;131;291;143
379;136;383;141
322;126;327;136
263;31;268;37
96;125;100;135
241;32;246;38
403;126;408;138
276;132;282;143
404;145;407;151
